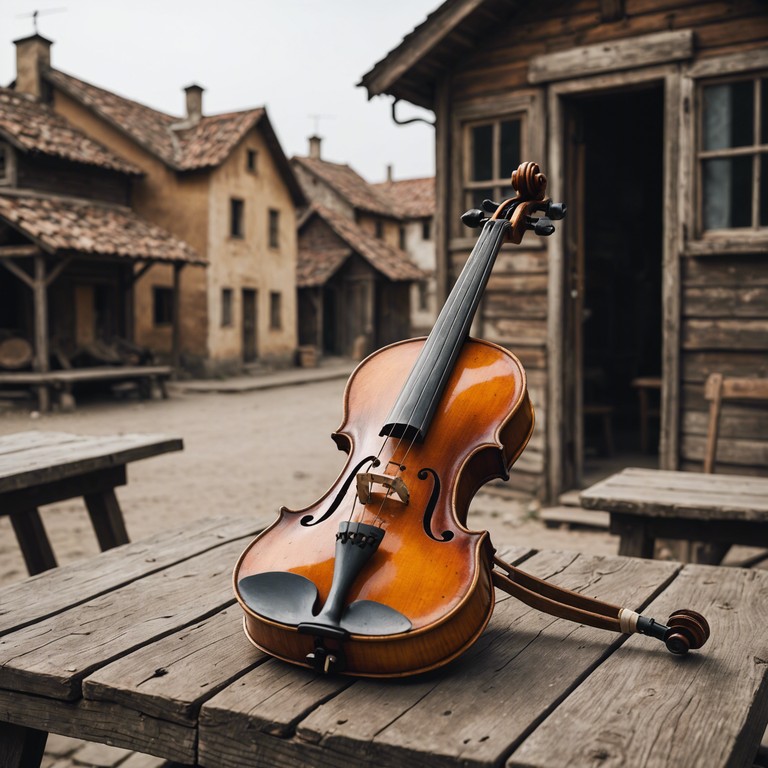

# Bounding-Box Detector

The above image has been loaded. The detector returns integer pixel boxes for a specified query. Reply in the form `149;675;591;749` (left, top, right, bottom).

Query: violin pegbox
461;161;567;245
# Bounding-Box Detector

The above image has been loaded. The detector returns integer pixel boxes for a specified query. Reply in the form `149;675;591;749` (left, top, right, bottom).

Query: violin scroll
461;161;567;245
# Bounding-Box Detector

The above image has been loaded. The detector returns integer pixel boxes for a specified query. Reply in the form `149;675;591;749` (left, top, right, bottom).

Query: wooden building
292;138;435;347
361;0;768;499
297;205;423;358
12;34;305;376
0;85;204;409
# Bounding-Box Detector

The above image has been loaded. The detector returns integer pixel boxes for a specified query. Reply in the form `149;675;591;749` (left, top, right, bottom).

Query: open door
242;288;257;363
562;85;665;489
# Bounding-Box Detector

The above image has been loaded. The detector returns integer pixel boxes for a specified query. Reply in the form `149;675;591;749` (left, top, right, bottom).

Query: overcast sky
1;0;440;182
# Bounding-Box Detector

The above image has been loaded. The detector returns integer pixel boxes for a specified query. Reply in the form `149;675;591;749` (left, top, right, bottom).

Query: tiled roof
301;205;424;283
0;192;205;264
297;247;350;288
375;176;435;219
46;69;264;172
293;156;395;217
0;88;141;174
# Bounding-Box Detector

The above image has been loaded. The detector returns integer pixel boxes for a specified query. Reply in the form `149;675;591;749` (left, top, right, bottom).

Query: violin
233;161;709;677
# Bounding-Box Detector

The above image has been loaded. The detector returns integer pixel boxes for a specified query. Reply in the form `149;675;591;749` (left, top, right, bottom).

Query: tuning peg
481;199;501;213
547;202;567;220
534;217;555;236
461;209;487;229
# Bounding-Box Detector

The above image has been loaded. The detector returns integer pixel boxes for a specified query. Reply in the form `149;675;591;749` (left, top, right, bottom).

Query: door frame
546;65;683;499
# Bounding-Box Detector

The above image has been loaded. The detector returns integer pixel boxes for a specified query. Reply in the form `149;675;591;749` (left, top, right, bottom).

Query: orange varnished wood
234;337;534;676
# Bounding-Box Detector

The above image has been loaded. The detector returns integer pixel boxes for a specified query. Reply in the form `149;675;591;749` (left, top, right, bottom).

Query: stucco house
11;34;305;376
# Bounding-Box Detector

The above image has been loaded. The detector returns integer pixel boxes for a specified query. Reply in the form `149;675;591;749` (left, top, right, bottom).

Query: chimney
14;34;52;100
386;164;394;183
184;84;204;125
309;135;322;160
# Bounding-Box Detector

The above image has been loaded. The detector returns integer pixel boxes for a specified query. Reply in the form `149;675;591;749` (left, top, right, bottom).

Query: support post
172;263;183;375
32;254;50;412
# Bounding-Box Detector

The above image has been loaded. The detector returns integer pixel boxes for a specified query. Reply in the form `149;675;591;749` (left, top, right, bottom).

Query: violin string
369;223;506;528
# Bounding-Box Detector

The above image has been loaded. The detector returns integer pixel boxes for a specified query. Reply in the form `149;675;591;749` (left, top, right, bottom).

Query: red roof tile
297;247;350;288
374;176;435;218
0;88;141;174
46;69;264;172
301;205;424;283
293;156;395;217
0;191;204;264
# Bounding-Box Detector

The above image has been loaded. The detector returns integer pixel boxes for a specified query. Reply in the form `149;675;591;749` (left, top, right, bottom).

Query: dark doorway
242;288;257;363
564;85;665;488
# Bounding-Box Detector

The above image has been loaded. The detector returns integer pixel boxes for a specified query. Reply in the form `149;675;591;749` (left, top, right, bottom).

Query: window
221;288;233;327
463;117;522;213
230;198;244;238
153;287;173;326
0;144;11;185
269;291;282;330
269;209;280;249
246;149;258;173
699;74;767;231
422;218;431;240
375;220;384;239
399;225;406;250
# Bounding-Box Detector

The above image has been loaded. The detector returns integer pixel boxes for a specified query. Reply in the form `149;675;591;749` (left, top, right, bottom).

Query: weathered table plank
508;565;768;768
0;515;267;636
0;432;182;492
198;550;681;768
83;606;268;725
0;535;256;700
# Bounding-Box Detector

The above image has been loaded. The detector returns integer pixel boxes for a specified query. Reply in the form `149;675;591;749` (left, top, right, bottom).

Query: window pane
702;156;753;229
703;82;754;150
499;120;521;177
762;79;768;145
471;124;493;181
465;187;494;211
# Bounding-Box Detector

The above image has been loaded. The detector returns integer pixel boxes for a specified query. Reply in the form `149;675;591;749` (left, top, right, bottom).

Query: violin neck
380;218;510;442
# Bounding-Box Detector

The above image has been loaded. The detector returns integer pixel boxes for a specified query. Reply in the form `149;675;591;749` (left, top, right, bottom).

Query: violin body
234;337;533;676
234;161;710;677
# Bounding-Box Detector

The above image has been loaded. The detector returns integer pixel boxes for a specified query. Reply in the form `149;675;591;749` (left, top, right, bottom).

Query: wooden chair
699;372;768;564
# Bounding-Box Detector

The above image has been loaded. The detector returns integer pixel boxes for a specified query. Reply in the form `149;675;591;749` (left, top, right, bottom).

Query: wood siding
436;0;768;496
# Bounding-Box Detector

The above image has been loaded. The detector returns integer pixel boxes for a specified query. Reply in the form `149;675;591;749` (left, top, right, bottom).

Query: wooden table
1;515;766;768
580;467;768;560
0;430;183;575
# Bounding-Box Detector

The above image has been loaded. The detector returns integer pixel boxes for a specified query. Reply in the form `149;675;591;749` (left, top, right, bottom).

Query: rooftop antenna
15;7;67;35
308;113;334;135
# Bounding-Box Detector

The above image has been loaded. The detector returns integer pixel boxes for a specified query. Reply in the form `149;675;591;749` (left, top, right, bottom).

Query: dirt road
0;377;618;586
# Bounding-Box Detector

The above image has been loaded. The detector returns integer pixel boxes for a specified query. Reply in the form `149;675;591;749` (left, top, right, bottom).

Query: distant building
291;137;434;357
10;34;305;376
0;67;203;408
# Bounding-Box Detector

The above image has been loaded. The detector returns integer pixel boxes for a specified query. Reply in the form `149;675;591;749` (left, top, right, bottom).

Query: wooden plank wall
442;0;768;495
680;256;768;474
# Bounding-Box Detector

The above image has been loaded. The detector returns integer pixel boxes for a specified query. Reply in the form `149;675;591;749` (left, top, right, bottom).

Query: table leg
9;508;57;575
0;722;47;768
610;515;655;559
84;489;130;550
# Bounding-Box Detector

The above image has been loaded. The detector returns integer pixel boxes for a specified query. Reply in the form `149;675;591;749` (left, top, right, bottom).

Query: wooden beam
172;263;183;374
0;257;34;289
0;244;40;258
32;255;50;412
45;256;72;287
132;261;154;284
528;29;694;84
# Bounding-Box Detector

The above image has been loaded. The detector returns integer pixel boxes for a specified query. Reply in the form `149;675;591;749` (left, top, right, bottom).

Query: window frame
221;288;233;328
152;286;174;327
0;143;15;186
230;198;245;239
268;208;280;249
246;149;258;174
684;50;768;254
269;291;282;331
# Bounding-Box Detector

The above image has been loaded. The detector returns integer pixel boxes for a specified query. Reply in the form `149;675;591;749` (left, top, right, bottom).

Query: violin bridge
356;472;410;505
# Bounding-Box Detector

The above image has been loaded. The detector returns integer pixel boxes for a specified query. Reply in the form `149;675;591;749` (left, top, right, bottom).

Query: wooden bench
0;365;173;411
1;515;767;768
0;430;183;575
